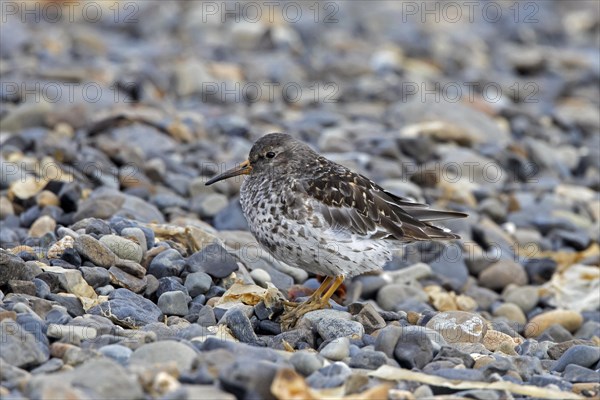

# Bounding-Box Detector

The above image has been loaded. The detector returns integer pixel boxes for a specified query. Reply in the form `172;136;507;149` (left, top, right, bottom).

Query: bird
206;133;467;329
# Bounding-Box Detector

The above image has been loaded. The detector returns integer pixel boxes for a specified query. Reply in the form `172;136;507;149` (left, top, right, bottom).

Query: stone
186;243;239;279
222;307;259;344
148;248;185;279
88;288;162;328
219;359;279;400
377;283;428;311
0;250;38;285
289;351;324;376
552;345;600;372
563;364;600;383
158;291;190;316
99;235;143;263
184;271;212;297
156;276;188;298
426;311;487;344
79;266;110;289
479;260;528;290
353;303;386;334
317;317;364;341
108;266;147;294
493;303;527;326
74;234;117;268
394;331;433;370
0;319;49;368
503;286;539;313
120;227;148;253
8;279;36;295
320;337;350;361
482;330;518;352
98;344;132;366
537;323;573;343
525;310;583;337
306;362;352;389
129;340;197;372
348;349;388;370
29;215;56;238
38;266;96;300
26;358;143;399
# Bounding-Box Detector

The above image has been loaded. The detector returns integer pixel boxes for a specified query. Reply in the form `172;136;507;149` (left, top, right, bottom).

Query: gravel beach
1;1;599;399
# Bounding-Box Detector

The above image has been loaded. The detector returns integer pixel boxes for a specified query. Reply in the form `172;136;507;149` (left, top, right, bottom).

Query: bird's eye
266;151;276;159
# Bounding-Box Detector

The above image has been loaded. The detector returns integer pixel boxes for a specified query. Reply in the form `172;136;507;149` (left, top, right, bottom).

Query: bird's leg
282;276;334;309
280;276;344;330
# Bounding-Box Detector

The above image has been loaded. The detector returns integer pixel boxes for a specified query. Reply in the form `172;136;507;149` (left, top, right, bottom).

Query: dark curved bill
205;160;252;185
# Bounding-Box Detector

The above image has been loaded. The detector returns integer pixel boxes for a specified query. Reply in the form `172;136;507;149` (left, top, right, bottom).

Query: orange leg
280;275;344;330
283;276;334;308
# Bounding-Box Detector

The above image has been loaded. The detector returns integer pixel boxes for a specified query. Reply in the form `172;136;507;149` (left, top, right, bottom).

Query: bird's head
205;133;308;185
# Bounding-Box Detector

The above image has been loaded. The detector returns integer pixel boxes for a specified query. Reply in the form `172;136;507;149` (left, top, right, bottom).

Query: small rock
99;235;143;263
36;190;60;207
290;351;324;376
26;358;143;399
80;266;110;288
503;286;539;313
223;307;259;344
306;362;352;389
0;319;49;368
482;330;518;352
525;310;583;338
186;243;239;279
479;260;528;290
158;291;190;316
98;344;132;366
353;303;386;334
129;340;197;372
394;330;434;369
108;266;147;294
537;323;573;343
88;288;162;328
426;311;487;344
320;337;350;361
74;234;117;268
120;227;148;253
184;272;212;297
552;345;600;372
493;303;527;326
148;248;185;279
29;215;56;238
377;283;428;311
563;364;600;383
348;349;388;370
317;317;364;341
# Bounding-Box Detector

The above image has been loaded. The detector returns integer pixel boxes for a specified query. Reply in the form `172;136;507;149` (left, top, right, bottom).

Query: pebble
89;288;162;328
552;345;600;372
99;235;143;263
186;243;239;279
317;317;364;340
98;344;133;365
0;319;49;368
184;271;212;297
73;234;117;268
306;362;352;389
129;340;197;373
148;248;186;279
290;351;324;376
158;291;190;316
348;349;389;369
478;260;528;290
426;311;487;344
320;337;350;361
493;303;527;326
503;285;539;313
525;309;583;337
377;283;428;311
29;216;56;238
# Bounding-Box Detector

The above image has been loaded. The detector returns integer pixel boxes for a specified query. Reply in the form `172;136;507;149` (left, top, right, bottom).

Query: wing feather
296;158;466;241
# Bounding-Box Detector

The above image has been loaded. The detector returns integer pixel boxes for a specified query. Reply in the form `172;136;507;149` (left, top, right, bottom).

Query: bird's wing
293;160;466;241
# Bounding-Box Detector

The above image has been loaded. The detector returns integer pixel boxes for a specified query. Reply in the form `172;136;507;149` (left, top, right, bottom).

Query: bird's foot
282;300;300;308
280;297;330;331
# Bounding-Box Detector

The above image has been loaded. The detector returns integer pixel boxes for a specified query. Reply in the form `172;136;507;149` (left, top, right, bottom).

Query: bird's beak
205;160;252;185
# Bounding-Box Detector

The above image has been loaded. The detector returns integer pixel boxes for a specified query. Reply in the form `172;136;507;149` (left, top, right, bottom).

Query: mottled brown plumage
206;133;467;328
